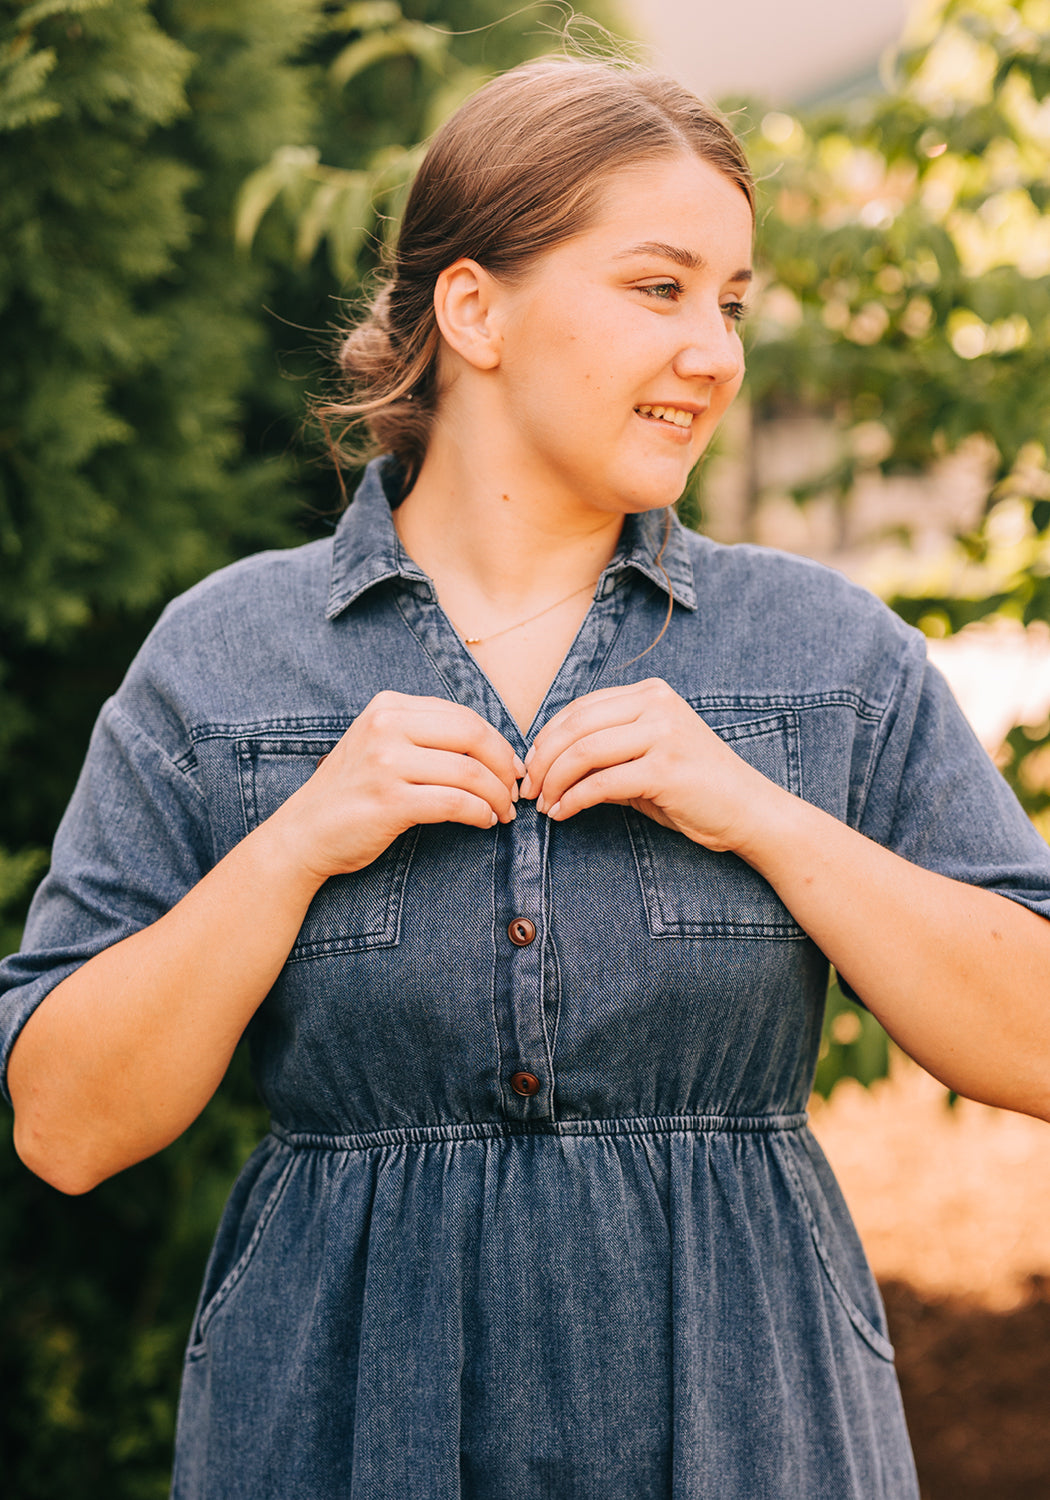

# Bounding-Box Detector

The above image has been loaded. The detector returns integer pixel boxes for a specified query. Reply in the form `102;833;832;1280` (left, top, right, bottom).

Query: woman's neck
391;429;630;737
393;428;625;617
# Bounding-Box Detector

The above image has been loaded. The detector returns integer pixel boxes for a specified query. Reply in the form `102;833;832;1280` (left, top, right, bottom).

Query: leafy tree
705;0;1050;1093
0;3;316;1493
0;0;321;938
0;3;623;1493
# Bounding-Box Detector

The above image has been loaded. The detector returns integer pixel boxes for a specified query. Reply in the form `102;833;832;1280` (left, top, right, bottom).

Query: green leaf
233;145;321;250
328;21;444;90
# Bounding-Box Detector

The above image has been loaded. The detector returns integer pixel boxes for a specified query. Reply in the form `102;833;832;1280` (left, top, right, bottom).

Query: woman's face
484;152;753;520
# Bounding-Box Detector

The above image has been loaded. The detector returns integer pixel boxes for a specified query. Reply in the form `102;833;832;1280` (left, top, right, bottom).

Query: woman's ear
433;259;503;371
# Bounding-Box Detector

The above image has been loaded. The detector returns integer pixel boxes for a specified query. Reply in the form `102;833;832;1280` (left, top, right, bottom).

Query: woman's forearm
525;679;1050;1122
8;692;522;1195
738;782;1050;1121
8;814;324;1195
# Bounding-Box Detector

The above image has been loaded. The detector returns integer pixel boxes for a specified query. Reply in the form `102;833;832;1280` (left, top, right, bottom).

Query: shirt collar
326;456;698;621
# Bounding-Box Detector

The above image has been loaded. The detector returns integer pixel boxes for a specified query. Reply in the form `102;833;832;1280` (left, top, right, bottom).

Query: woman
3;56;1050;1500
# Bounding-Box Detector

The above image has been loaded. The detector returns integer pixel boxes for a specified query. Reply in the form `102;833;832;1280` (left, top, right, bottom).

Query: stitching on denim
773;1137;894;1361
384;825;420;946
394;590;465;707
106;700;210;812
190;717;355;743
622;708;808;940
189;1148;298;1354
238;743;416;958
536;815;557;1113
685;691;885;718
236;742;258;837
269;1112;810;1151
624;806;809;939
171;745;198;776
181;694;889;743
487;825;505;1114
854;641;923;836
542;846;563;1085
281;839;415;960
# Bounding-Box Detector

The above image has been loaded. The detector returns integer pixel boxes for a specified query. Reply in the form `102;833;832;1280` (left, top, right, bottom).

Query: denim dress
5;458;1050;1499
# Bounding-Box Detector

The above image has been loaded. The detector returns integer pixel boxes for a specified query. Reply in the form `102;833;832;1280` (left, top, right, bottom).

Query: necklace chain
459;579;599;647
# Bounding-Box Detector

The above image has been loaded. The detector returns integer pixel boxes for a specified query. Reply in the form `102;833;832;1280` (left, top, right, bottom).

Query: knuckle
368;703;402;737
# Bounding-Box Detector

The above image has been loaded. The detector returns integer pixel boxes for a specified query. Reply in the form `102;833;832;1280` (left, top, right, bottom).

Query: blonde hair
319;57;754;496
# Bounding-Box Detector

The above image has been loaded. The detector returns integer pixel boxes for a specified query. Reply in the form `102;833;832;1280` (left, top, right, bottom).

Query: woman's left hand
519;678;777;853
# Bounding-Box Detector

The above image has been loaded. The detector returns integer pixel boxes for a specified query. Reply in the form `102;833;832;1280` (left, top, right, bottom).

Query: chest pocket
238;738;418;961
624;707;806;941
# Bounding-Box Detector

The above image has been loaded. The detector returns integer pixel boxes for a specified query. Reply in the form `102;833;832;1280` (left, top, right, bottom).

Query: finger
532;724;651;813
543;762;653;822
523;683;664;796
399;782;505;831
359;695;524;787
403;746;517;822
401;707;525;786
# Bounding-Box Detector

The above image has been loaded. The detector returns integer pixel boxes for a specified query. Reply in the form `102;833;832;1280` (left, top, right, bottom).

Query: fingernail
511;782;520;804
548;801;562;819
536;795;546;814
520;774;534;799
524;747;535;767
488;811;498;827
513;754;527;776
504;805;517;822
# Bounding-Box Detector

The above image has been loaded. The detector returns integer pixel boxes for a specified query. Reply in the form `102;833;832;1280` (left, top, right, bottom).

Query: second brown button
510;1071;541;1097
508;917;537;947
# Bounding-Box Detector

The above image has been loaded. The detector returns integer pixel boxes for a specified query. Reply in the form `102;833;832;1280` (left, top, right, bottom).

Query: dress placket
394;564;639;1125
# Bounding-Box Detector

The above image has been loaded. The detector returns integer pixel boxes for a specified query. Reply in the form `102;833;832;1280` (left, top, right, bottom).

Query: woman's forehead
570;156;754;264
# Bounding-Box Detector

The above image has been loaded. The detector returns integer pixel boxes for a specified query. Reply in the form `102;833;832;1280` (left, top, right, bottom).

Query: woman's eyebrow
613;240;753;282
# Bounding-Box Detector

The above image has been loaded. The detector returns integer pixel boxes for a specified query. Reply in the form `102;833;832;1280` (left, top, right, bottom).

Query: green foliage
0;2;320;1492
814;974;892;1099
695;0;1050;1095
3;0;1047;1488
0;1047;268;1498
737;0;1050;522
0;3;626;1493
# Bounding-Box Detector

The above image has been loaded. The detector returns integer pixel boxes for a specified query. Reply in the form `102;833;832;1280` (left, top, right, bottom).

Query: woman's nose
672;308;744;386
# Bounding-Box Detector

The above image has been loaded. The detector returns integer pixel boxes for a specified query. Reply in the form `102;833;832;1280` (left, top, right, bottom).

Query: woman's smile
634;403;703;432
475;151;754;521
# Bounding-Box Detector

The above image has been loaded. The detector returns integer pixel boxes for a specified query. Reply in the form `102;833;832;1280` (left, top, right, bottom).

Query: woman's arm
9;693;522;1194
521;678;1050;1122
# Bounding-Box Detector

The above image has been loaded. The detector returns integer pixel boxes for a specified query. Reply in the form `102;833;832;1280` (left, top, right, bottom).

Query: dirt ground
810;1061;1050;1499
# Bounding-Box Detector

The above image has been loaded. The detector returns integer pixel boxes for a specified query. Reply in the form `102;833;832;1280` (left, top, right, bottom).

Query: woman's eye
638;280;683;301
722;300;749;323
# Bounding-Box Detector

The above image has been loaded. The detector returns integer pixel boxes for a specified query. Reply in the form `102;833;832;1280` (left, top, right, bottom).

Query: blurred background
1;1;1048;1494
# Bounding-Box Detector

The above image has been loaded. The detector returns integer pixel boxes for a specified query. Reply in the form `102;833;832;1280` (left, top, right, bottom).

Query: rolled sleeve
858;636;1050;916
0;698;213;1104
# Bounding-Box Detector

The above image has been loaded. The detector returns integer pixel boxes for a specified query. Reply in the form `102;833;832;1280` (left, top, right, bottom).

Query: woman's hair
319;57;755;495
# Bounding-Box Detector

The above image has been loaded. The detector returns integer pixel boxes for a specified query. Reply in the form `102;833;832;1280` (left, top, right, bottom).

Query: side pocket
185;1135;297;1360
772;1130;895;1361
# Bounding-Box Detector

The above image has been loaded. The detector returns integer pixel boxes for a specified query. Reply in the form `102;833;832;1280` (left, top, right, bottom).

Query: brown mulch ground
882;1277;1050;1499
811;1063;1050;1499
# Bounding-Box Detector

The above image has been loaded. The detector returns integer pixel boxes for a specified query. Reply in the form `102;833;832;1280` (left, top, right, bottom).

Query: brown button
510;1071;541;1097
508;917;537;947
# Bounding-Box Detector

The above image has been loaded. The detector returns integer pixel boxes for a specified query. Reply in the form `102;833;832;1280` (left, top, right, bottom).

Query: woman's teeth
635;405;693;428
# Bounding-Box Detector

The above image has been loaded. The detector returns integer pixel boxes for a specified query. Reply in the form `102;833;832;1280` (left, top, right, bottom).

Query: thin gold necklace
458;578;600;647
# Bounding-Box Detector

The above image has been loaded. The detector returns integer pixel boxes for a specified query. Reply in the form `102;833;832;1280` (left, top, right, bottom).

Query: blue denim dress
5;458;1050;1499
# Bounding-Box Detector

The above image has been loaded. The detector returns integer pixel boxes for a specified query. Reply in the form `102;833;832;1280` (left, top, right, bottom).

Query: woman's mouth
634;404;694;429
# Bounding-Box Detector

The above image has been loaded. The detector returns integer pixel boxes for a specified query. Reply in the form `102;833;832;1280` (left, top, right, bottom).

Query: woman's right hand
8;691;522;1192
271;691;524;885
